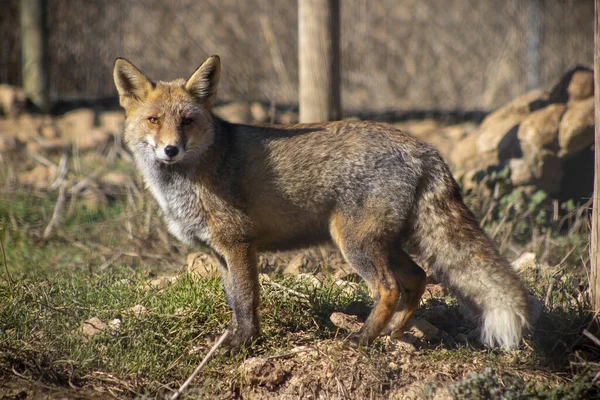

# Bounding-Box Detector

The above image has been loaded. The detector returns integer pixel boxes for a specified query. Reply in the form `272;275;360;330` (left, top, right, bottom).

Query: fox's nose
164;145;179;158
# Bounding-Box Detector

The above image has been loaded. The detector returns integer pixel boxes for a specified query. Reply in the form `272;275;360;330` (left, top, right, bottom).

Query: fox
113;55;530;352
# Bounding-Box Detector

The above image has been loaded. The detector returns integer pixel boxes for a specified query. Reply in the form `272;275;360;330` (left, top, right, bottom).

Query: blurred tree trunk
20;0;49;112
298;0;340;123
592;0;600;311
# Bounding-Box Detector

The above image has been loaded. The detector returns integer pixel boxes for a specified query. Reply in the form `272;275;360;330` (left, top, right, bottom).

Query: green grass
0;266;368;396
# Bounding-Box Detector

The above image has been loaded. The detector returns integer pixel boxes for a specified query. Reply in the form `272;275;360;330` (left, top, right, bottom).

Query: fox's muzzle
156;143;185;164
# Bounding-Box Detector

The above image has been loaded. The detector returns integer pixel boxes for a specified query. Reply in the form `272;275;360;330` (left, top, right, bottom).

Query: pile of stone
447;66;595;199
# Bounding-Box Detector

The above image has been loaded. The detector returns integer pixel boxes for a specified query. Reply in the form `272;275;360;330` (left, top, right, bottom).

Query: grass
0;144;599;398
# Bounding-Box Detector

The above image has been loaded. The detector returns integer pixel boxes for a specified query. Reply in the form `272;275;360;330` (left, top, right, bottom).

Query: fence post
592;0;600;312
298;0;341;123
20;0;49;112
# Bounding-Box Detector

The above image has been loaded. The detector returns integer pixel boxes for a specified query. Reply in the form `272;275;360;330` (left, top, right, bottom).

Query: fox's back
223;120;441;247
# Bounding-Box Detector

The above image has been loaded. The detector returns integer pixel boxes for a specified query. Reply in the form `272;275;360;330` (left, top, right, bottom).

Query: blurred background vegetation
0;0;593;112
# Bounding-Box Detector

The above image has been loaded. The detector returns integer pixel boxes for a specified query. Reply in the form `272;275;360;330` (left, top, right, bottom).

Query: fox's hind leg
383;248;427;335
330;212;401;345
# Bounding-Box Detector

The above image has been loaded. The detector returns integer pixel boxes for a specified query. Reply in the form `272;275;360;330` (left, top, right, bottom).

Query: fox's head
113;56;220;165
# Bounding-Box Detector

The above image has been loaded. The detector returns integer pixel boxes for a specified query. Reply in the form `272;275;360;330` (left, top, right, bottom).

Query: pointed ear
113;58;153;108
185;55;221;106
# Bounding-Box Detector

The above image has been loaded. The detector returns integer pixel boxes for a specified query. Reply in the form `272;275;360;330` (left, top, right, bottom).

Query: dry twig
43;185;67;239
50;152;70;190
169;330;230;400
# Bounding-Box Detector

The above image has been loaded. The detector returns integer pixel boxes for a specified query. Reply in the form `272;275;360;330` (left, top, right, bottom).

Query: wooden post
20;0;49;112
592;0;600;311
298;0;341;123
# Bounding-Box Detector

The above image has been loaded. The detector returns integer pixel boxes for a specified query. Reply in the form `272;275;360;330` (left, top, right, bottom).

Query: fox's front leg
217;242;260;351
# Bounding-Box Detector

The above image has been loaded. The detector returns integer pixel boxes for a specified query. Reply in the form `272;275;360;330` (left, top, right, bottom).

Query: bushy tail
409;161;529;349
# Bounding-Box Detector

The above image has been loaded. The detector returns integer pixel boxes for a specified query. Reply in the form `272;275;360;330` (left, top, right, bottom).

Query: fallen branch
50;152;70;190
28;151;58;170
169;330;230;400
99;252;123;271
265;281;310;302
68;167;105;195
43;185;67;239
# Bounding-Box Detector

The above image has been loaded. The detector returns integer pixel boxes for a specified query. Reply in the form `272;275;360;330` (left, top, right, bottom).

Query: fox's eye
148;117;158;124
182;118;193;126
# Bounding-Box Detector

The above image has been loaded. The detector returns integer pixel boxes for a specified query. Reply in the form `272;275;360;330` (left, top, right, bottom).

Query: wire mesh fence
0;0;593;112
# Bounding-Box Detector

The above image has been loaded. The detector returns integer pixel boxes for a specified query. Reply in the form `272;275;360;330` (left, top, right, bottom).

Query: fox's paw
217;326;260;355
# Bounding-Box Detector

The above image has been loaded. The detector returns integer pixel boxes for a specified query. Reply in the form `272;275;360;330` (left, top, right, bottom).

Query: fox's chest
145;174;212;247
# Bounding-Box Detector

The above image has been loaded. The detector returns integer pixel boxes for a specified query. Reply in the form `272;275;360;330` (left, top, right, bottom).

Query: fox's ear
185;55;221;107
113;58;153;107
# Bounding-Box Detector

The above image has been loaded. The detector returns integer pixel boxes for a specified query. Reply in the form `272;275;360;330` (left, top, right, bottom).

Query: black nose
164;145;179;157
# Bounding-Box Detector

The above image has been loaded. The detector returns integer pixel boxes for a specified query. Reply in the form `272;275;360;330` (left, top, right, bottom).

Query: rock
75;127;112;152
147;275;179;290
239;357;286;389
482;89;548;128
39;125;59;139
558;97;594;158
508;158;535;187
128;304;148;317
476;89;549;158
283;253;317;276
78;317;106;339
511;252;537;273
283;253;305;276
408;318;439;341
388;338;417;354
448;134;480;169
55;109;111;152
214;102;251;124
329;312;363;332
108;318;121;334
16;114;43;141
100;171;130;188
476;114;522;159
517;104;565;154
56;108;96;139
0;84;28;117
511;252;552;278
98;111;125;136
509;149;561;194
186;252;220;279
296;273;323;289
443;122;477;140
250;102;268;123
334;280;361;295
18;165;56;189
549;65;594;104
0;136;26;154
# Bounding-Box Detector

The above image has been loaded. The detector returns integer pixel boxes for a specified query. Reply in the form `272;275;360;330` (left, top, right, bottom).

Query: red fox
113;55;530;351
